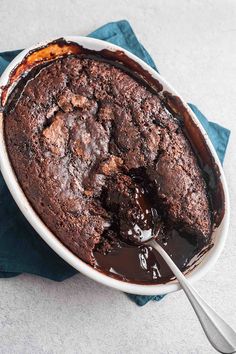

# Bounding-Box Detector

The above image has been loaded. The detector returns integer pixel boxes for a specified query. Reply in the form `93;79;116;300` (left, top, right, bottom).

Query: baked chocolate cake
4;53;212;283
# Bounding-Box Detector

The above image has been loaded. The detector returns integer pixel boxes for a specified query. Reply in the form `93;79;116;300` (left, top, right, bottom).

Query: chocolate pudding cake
3;48;214;283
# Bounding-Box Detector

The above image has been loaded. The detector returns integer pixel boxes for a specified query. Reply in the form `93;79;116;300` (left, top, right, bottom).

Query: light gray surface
0;0;236;353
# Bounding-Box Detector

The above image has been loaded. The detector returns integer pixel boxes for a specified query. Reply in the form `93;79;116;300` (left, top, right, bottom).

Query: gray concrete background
0;0;236;353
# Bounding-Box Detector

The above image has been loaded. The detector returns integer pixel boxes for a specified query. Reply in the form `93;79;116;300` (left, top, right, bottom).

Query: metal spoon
142;234;236;354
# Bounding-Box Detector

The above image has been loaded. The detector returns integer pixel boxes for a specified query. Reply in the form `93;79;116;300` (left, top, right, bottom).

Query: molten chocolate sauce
94;229;202;283
94;173;207;284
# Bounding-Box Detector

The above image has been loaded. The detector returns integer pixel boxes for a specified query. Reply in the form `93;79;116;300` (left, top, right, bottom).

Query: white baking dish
0;37;230;295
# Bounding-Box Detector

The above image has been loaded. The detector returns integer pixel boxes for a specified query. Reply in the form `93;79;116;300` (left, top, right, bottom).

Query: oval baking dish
0;37;230;295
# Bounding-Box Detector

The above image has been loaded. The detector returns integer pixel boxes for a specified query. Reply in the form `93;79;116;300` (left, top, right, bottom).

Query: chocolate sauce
104;174;158;245
130;184;155;241
94;228;201;284
94;171;207;284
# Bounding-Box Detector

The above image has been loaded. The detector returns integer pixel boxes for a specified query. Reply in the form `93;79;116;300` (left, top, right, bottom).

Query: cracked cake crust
4;55;211;268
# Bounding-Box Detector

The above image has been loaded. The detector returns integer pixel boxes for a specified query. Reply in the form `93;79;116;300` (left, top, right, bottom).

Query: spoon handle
148;239;236;354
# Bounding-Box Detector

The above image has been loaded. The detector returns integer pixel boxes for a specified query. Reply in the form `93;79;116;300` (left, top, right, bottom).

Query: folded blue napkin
0;20;230;306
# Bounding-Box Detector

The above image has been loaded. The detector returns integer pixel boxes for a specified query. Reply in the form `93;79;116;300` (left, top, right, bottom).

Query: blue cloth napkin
0;20;230;306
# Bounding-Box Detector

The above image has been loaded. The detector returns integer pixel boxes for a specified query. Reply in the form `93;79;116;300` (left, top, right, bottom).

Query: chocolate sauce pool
94;177;206;284
94;230;200;283
2;39;224;285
